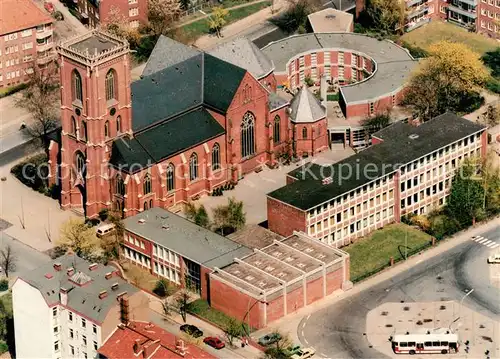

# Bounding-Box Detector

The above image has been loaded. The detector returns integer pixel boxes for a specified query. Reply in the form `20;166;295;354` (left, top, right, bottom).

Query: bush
153;279;173;298
10;154;50;194
428;214;461;240
0;83;28;99
187;299;250;332
0;280;8;292
485;78;500;94
53;10;64;20
0;341;7;354
98;209;109;222
84;218;100;227
304;75;314;87
400;41;428;58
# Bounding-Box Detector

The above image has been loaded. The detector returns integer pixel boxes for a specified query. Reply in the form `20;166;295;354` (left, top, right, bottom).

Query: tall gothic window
104;121;109;138
72;70;82;102
75;151;85;176
71;116;77;136
189;153;198;181
105;69;116;101
273;115;281;144
116;175;125;196
81;120;88;141
166;163;175;191
143;173;151;194
212;143;220;171
302;127;308;139
116;116;122;134
241;112;255;158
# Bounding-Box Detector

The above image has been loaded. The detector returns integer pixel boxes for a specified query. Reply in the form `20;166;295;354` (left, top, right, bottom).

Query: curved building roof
261;33;417;104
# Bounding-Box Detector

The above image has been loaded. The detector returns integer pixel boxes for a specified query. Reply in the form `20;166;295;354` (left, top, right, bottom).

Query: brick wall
267;197;307;237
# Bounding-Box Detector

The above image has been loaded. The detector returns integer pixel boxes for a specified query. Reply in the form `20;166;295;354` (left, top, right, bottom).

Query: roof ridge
201;52;205;103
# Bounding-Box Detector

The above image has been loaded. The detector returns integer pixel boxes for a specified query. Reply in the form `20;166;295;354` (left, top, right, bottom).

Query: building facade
267;113;487;247
76;0;148;29
12;254;149;359
0;0;54;88
49;31;328;219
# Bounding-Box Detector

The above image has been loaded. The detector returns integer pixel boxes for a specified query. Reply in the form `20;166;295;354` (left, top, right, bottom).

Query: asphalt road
0;231;51;279
299;224;500;359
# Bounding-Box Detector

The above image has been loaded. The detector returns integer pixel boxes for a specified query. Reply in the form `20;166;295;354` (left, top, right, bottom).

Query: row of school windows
401;180;450;209
152;244;180;266
124;246;151;267
313;207;395;238
154;263;180;284
309;190;394;233
307;176;393;218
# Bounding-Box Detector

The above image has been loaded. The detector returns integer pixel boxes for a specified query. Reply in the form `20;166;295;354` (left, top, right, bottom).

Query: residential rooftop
98;321;215;359
18;254;139;323
212;233;344;297
267;113;486;210
0;0;52;35
261;33;416;104
123;208;252;269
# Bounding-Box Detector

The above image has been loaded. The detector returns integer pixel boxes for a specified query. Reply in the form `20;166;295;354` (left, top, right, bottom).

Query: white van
96;223;115;238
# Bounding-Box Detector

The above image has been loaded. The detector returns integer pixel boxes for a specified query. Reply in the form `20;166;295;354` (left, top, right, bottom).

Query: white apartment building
13;254;149;359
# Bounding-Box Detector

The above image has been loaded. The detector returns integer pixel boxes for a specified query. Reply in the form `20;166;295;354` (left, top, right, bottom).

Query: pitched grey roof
289;86;326;123
209;37;275;79
123;208;252;269
269;113;486;210
141;35;201;77
268;92;289;111
19;254;139;323
261;33;416;104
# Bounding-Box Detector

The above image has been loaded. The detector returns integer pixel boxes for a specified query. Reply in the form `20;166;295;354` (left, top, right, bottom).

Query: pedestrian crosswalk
471;236;500;249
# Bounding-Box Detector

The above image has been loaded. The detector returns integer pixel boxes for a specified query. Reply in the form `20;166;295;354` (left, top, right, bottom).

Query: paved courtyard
367;301;500;359
197;146;354;225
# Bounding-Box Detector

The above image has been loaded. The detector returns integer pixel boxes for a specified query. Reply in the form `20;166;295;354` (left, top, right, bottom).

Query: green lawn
181;1;271;40
187;299;251;333
344;223;433;282
400;21;498;55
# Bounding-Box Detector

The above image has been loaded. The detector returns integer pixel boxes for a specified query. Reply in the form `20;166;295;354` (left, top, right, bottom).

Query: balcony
36;29;53;40
455;0;477;6
406;0;426;8
406;17;431;31
407;5;429;18
37;54;56;65
448;4;477;18
36;42;54;52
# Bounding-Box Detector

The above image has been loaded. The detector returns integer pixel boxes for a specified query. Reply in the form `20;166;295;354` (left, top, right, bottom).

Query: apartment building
0;0;55;88
76;0;148;29
12;254;148;359
267;113;487;247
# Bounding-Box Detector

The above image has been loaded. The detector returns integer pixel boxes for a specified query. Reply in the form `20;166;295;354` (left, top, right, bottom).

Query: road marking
491;243;499;249
477;238;489;244
472;236;484;241
306;314;311;320
304;338;309;345
483;240;493;246
486;241;497;248
301;329;304;337
320;353;328;358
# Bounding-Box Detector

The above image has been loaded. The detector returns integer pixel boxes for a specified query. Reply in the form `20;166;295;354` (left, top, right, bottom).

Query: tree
365;0;405;34
482;48;500;78
57;218;99;259
185;202;210;228
446;160;485;227
176;291;190;323
222;317;243;347
271;0;312;34
100;212;125;260
15;63;59;156
147;0;181;37
209;7;229;38
179;0;190;10
213;197;246;235
0;246;16;278
361;113;391;131
262;332;293;359
153;278;174;298
104;6;140;47
404;41;489;121
483;102;500;127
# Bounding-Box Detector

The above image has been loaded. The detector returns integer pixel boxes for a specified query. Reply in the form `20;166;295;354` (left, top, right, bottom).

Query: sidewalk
251;218;500;346
146;293;262;358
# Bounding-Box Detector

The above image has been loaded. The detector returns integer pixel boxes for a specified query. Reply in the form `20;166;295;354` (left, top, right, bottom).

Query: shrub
400;41;428;58
0;83;28;99
98;209;109;222
153;279;173;298
53;10;64;20
0;279;8;292
10;154;49;194
85;218;100;227
0;341;7;354
485;78;500;94
304;75;314;87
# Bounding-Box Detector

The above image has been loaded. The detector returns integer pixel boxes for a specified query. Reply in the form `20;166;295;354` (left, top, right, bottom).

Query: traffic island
366;301;500;358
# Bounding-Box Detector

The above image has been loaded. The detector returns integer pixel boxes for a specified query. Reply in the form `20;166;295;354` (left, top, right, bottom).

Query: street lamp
242;296;267;339
451;288;474;328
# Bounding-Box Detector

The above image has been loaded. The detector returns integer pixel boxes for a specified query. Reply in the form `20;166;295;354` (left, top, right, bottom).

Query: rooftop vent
162;224;170;230
138;218;146;224
67;267;75;276
105;272;113;280
53;263;62;271
99;290;108;299
111;283;119;291
409;134;419;140
89;263;98;271
322;177;333;185
45;273;53;279
325;14;337;19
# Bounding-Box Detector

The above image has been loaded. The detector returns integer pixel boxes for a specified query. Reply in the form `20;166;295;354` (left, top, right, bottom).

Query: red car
44;1;55;13
203;337;225;349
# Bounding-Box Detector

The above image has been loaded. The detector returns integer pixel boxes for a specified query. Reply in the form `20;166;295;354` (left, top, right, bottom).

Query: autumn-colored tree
209;7;229;38
57;218;99;258
104;6;140;47
405;41;489;121
483;101;500;127
147;0;181;37
365;0;405;34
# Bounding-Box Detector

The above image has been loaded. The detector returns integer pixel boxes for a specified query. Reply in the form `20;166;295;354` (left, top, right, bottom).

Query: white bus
392;328;459;355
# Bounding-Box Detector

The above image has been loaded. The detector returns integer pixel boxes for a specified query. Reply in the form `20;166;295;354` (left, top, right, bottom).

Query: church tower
56;30;131;217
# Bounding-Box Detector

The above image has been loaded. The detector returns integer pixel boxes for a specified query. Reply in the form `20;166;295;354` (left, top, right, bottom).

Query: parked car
487;253;500;264
44;1;55;13
180;324;203;338
286;345;302;356
203;337;225;349
258;332;281;346
291;347;316;359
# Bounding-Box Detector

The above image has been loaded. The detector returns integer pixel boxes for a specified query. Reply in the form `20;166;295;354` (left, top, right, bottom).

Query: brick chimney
60;288;68;306
98;290;108;299
67;267;75;276
105;272;113;280
89;263;98;271
133;340;141;355
143;340;160;358
53;263;62;271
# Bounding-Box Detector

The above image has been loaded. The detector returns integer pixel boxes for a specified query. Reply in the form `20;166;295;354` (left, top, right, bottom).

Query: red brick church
49;30;329;218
